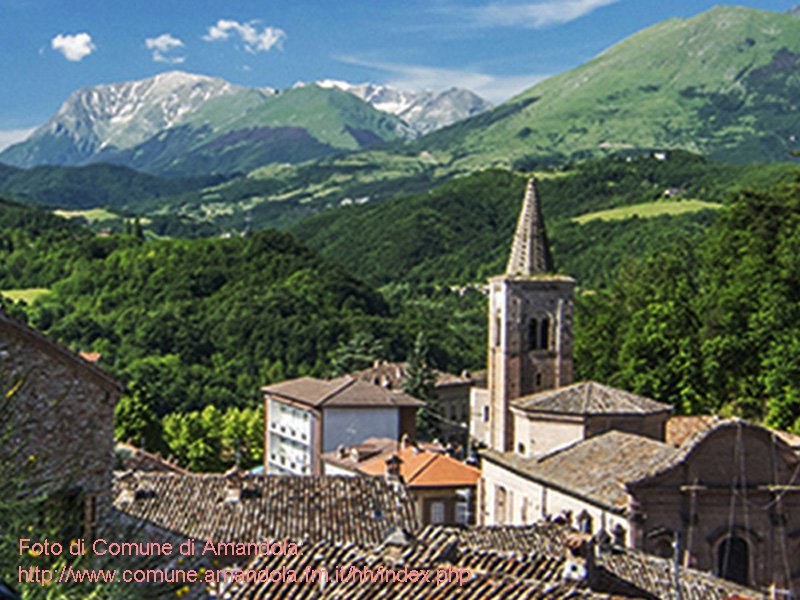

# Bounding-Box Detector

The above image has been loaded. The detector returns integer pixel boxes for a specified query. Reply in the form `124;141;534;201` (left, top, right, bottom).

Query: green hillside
0;162;224;210
289;152;798;289
412;6;800;167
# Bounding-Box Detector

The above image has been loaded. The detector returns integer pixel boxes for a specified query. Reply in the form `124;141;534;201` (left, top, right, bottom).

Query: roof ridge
318;376;357;406
405;452;441;483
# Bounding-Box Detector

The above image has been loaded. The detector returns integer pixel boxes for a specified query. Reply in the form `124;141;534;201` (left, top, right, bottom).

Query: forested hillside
575;173;800;431
0;199;485;468
291;152;797;288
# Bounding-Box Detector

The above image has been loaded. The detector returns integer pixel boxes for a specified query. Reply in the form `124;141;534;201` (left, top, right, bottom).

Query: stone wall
1;315;120;532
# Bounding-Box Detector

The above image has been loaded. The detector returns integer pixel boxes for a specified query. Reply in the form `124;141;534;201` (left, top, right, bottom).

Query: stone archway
717;536;749;585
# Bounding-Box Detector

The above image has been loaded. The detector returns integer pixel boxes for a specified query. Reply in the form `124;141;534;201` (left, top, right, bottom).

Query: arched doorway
717;536;749;585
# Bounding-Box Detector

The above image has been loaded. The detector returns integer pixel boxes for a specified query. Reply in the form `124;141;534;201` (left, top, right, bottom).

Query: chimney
400;433;410;450
385;454;404;484
224;468;244;502
117;471;136;503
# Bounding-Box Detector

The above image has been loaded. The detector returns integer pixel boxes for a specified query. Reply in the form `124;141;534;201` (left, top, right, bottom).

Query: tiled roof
630;419;800;487
665;415;721;447
114;472;419;547
115;442;188;474
667;415;800;449
352;361;483;390
483;431;678;512
226;525;606;600
223;521;761;600
512;381;671;416
357;446;480;488
263;376;424;409
322;438;446;473
595;545;760;600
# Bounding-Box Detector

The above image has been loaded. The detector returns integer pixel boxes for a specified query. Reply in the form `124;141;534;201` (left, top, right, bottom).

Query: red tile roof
358;446;480;488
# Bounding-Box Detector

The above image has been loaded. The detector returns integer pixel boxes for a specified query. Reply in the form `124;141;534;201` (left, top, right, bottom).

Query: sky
1;0;798;149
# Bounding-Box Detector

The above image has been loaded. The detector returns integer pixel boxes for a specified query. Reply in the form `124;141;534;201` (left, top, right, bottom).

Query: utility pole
673;531;682;600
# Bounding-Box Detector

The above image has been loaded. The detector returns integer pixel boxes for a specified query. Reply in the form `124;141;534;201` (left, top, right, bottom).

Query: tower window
529;317;551;350
539;318;550;350
483;406;489;422
494;314;502;347
528;319;538;350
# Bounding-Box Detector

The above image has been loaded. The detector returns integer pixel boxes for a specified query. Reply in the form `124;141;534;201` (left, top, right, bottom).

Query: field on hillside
572;199;721;224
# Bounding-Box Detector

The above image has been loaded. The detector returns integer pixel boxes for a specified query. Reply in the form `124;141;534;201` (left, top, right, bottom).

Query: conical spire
506;178;554;275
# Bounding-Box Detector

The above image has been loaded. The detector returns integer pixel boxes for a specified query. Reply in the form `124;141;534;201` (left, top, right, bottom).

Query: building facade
263;375;422;475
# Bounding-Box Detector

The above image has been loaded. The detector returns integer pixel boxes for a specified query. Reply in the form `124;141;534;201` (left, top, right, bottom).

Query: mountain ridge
0;71;489;175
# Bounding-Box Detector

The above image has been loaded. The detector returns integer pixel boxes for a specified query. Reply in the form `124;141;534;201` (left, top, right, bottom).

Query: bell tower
483;178;575;452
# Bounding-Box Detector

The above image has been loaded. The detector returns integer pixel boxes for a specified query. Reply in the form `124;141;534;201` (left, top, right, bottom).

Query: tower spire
505;177;554;275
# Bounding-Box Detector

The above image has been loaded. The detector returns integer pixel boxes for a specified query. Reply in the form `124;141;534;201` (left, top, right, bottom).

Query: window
539;318;550;350
483;406;489;422
528;319;538;351
455;501;469;525
517;442;526;455
495;486;507;525
494;312;502;346
535;373;542;387
430;502;446;525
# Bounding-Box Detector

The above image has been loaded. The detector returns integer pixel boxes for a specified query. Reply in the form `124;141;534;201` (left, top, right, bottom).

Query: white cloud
336;56;549;104
0;127;36;152
145;33;186;63
468;0;620;29
203;19;286;54
51;32;95;62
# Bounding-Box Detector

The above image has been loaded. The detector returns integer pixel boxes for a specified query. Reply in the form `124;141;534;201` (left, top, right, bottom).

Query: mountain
0;72;243;168
0;73;424;176
313;81;492;134
412;6;800;166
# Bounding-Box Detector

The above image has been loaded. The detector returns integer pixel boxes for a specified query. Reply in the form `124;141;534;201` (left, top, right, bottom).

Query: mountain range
0;72;489;176
2;5;800;232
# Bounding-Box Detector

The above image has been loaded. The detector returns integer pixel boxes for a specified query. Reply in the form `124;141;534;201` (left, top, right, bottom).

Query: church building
471;178;800;596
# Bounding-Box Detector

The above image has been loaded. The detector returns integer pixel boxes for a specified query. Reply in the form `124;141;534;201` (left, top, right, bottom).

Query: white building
263;375;422;475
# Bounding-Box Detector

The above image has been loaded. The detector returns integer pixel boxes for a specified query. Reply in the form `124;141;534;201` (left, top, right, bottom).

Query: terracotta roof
483;431;678;512
667;415;800;449
665;415;721;447
114;472;419;547
512;381;671;416
0;310;123;393
263;375;424;409
357;446;480;488
79;351;101;363
322;437;445;472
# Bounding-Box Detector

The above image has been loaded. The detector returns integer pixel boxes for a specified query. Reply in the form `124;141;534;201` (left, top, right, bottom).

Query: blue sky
1;0;798;148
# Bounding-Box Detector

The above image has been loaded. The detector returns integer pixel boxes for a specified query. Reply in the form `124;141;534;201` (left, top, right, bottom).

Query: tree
328;331;385;376
403;332;440;441
113;385;163;453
